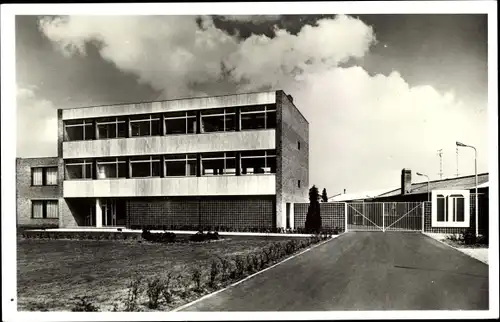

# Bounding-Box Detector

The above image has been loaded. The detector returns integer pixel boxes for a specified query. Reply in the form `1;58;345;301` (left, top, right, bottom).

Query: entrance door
101;200;117;227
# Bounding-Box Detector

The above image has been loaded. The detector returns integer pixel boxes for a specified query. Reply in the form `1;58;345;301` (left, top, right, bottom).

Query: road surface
180;232;489;311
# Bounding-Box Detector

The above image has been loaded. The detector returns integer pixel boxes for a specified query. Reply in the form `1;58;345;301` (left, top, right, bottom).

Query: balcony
63;175;276;198
62;130;276;159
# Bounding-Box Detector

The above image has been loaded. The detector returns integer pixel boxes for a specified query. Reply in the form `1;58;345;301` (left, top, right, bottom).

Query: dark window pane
131;121;150;136
202;115;225;132
118;162;128;178
456;197;464;222
241;113;266;130
66;164;83;179
165;154;186;160
151;119;161;136
225;113;237;131
203;159;224;175
267;156;276;173
166;161;186;176
241;150;265;158
151;161;161;177
84;124;94;140
202;108;225;115
65;126;84;141
187;159;197;176
131;162;151;177
436;197;445;222
117;122;127;138
187;117;197;134
266;111;277;129
242;157;265;174
166;118;186;135
225;158;236;175
84;164;93;179
241;105;265;113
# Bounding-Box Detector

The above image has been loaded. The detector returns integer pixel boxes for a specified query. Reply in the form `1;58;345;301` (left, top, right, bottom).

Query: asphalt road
181;232;489;311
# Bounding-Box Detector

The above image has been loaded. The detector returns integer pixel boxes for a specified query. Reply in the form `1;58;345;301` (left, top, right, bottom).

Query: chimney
287;94;293;103
343;189;346;194
401;169;412;195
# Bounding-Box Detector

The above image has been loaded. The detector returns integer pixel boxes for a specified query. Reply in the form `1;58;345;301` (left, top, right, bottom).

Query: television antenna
437;149;443;179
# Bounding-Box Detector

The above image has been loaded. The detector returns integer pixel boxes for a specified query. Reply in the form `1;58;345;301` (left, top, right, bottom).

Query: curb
422;233;488;265
171;235;339;312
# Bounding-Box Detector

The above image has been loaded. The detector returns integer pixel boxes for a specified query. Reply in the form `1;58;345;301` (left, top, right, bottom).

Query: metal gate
346;202;423;232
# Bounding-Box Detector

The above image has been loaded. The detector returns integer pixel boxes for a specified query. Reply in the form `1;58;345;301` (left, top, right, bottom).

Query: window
32;200;58;219
31;167;58;186
201;152;236;176
298;141;301;150
201;108;237;133
96;117;127;139
96;157;128;179
130;156;161;178
240;104;276;130
298;180;301;188
165;154;197;177
65;159;93;179
432;190;470;227
130;114;161;137
64;119;94;141
165;111;197;135
240;150;276;175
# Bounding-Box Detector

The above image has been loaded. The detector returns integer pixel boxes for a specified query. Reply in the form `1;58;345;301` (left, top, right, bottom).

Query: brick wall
294;202;346;232
16;157;61;228
276;91;309;228
126;196;275;230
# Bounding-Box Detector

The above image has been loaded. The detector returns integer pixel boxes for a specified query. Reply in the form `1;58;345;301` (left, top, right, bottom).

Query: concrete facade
17;90;309;230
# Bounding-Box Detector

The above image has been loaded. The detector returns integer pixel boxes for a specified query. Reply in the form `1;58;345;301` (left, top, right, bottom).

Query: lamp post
456;141;478;238
416;172;430;202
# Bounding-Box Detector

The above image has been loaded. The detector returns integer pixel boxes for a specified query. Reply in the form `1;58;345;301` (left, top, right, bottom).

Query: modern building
16;90;309;231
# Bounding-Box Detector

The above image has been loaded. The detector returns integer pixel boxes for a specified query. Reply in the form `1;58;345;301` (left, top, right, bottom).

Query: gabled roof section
376;173;489;198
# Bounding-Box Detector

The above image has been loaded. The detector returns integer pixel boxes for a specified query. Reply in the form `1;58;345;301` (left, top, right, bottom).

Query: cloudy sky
15;13;489;195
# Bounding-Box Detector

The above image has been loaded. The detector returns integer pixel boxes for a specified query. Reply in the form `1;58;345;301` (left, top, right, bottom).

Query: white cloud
16;86;58;157
37;14;488;192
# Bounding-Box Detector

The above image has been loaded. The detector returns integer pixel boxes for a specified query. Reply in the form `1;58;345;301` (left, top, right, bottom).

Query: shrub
477;234;489;245
146;277;163;309
71;296;99;312
125;276;142;311
234;255;246;277
461;228;477;245
142;229;176;243
161;273;174;304
305;185;322;233
246;254;256;273
209;259;220;288
219;256;232;281
191;267;203;292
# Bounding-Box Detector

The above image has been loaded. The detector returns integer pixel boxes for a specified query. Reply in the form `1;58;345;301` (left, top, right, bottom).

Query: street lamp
416;172;430;202
456;141;478;238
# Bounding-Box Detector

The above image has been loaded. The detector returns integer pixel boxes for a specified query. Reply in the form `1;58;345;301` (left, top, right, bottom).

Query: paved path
181;232;489;311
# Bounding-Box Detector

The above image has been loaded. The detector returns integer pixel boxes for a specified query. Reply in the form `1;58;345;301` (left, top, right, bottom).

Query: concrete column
95;198;103;228
276;201;287;229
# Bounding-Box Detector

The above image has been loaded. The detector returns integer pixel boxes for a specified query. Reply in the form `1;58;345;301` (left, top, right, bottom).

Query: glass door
102;200;117;226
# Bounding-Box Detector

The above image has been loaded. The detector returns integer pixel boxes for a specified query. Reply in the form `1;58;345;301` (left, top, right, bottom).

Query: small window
298;180;301;188
298;141;301;150
32;200;59;219
432;190;470;228
32;167;58;186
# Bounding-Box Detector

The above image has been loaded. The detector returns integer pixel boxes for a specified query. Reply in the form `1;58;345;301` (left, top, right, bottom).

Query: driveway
180;232;489;311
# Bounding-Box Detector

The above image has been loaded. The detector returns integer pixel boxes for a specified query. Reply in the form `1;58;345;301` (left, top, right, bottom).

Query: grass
17;235;304;311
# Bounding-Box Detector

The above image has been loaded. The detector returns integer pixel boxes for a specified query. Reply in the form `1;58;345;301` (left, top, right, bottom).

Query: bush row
131;225;343;235
71;234;331;311
446;227;489;246
21;231;141;241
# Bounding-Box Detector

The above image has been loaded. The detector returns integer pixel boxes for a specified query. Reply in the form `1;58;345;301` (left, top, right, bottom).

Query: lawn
17;235;304;311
